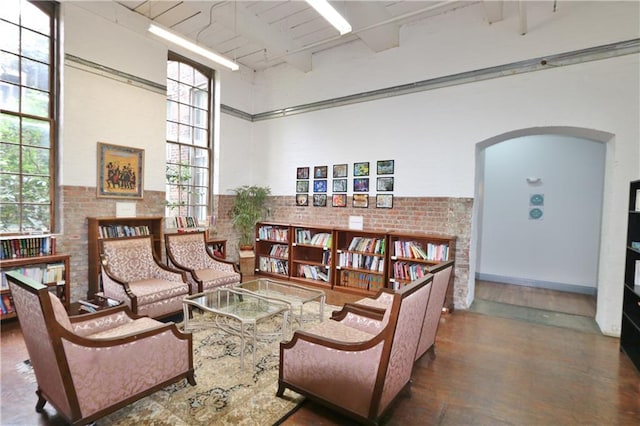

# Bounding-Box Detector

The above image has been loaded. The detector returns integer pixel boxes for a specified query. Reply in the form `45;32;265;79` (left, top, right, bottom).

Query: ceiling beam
205;2;312;72
341;1;399;53
483;0;504;24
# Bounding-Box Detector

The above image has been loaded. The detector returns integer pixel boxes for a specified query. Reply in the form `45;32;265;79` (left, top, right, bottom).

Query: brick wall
61;187;473;308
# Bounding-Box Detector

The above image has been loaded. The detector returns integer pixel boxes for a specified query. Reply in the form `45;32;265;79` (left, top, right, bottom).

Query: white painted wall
58;1;639;336
477;135;605;291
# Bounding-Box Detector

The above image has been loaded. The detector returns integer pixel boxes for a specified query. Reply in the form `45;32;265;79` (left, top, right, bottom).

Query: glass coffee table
182;288;289;370
234;278;325;334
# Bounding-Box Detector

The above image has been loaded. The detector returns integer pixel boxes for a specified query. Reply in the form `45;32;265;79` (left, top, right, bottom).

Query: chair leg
187;370;197;386
276;382;285;397
428;345;436;360
35;389;47;412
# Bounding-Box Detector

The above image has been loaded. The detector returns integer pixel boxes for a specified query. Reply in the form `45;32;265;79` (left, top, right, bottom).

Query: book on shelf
635;260;640;286
347;237;385;254
636;189;640;211
0;235;57;259
0;293;14;315
98;225;151;239
269;244;289;257
258;225;289;242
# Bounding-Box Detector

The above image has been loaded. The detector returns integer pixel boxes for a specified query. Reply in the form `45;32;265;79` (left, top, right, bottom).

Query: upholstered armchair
165;232;241;293
415;259;454;360
6;271;195;426
277;274;433;424
99;235;190;319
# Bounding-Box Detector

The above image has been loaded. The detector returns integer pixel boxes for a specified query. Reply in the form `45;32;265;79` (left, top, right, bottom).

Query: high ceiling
115;1;506;73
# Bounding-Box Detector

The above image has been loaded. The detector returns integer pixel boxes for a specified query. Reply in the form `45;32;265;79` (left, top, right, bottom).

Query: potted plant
230;185;271;251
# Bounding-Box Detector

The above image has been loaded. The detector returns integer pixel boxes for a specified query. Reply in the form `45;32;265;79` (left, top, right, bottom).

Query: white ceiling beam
483;0;504;24
341;1;399;53
519;0;528;35
206;2;312;72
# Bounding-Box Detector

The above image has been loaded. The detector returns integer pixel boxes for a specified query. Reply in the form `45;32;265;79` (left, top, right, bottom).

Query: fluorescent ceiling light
305;0;352;35
148;23;239;71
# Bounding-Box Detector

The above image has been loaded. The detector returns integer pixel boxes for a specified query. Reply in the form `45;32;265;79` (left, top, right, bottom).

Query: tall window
165;53;212;220
0;0;56;234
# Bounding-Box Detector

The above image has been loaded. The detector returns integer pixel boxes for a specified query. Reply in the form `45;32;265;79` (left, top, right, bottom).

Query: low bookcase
290;224;334;289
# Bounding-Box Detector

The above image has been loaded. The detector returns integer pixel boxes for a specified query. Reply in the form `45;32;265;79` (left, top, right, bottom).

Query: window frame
165;51;214;221
0;0;58;235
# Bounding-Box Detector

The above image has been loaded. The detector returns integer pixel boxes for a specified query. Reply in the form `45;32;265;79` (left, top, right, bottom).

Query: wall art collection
295;160;394;209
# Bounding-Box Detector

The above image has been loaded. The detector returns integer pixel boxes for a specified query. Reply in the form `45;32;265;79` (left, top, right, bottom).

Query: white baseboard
475;273;597;296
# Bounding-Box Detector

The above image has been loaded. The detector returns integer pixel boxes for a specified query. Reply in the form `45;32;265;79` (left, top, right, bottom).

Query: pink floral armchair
165;232;241;293
277;274;433;424
99;236;190;319
6;271;195;426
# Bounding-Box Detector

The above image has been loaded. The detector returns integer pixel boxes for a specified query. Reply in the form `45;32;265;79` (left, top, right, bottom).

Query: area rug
17;302;338;425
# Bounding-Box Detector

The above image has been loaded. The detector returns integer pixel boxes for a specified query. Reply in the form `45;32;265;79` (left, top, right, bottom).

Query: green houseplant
230;185;271;250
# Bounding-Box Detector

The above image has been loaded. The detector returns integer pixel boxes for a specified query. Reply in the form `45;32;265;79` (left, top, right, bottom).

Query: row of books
166;216;201;229
258;226;289;242
295;230;332;247
98;225;150;239
391;261;430;282
0;293;14;315
296;264;330;282
393;240;429;260
258;257;289;275
338;252;385;273
1;263;66;289
347;237;386;254
269;244;289;258
0;235;56;259
339;270;385;291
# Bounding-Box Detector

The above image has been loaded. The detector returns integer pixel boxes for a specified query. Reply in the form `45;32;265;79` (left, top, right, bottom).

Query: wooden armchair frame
6;271;195;426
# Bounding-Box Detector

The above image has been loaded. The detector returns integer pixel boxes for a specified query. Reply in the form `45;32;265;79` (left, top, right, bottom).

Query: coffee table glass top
234;278;325;330
185;288;286;321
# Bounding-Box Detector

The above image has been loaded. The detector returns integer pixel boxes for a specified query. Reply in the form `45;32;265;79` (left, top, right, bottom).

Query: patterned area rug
18;302;335;425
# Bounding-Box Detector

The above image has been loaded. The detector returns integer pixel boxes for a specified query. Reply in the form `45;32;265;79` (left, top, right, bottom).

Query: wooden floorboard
1;281;637;425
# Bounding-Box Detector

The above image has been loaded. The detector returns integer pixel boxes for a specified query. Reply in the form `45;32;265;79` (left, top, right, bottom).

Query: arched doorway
469;127;613;325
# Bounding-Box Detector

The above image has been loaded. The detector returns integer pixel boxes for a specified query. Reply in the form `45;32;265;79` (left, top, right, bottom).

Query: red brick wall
61;187;472;308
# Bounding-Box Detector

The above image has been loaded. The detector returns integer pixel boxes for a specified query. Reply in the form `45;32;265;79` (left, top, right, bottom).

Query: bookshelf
255;222;291;278
334;229;388;296
87;216;163;299
290;225;334;289
622;180;640;372
1;253;70;320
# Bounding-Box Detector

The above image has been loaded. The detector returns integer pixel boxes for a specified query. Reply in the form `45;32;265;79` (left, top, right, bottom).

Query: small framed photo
353;162;370;176
376;177;394;191
333;163;348;178
353;178;369;192
296;180;309;193
313;194;327;207
333;179;347;192
297;167;309;179
353;194;369;208
313;179;327;193
97;142;144;199
296;194;309;206
377;160;394;175
376;194;393;209
332;194;347;207
314;166;328;178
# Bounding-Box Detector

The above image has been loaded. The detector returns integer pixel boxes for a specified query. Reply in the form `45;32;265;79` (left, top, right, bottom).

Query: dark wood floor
2;281;638;425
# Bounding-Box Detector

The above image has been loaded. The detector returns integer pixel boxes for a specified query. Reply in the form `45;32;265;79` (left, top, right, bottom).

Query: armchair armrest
331;303;387;335
59;323;194;417
150;252;188;283
203;250;240;273
100;255;138;305
69;305;145;337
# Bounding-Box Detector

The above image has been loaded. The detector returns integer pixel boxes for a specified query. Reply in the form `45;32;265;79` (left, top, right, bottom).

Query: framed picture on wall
296;194;309;206
332;194;347;207
376;177;394;191
353;178;369;192
377;160;394;175
296;180;309;193
333;163;348;178
313;194;327;207
313;180;327;193
314;166;328;178
353;194;369;208
333;179;347;192
297;167;309;179
97;142;144;199
353;162;370;176
376;194;393;209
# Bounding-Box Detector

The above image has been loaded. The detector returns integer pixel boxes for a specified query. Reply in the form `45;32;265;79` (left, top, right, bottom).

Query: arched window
0;0;57;233
165;53;212;221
